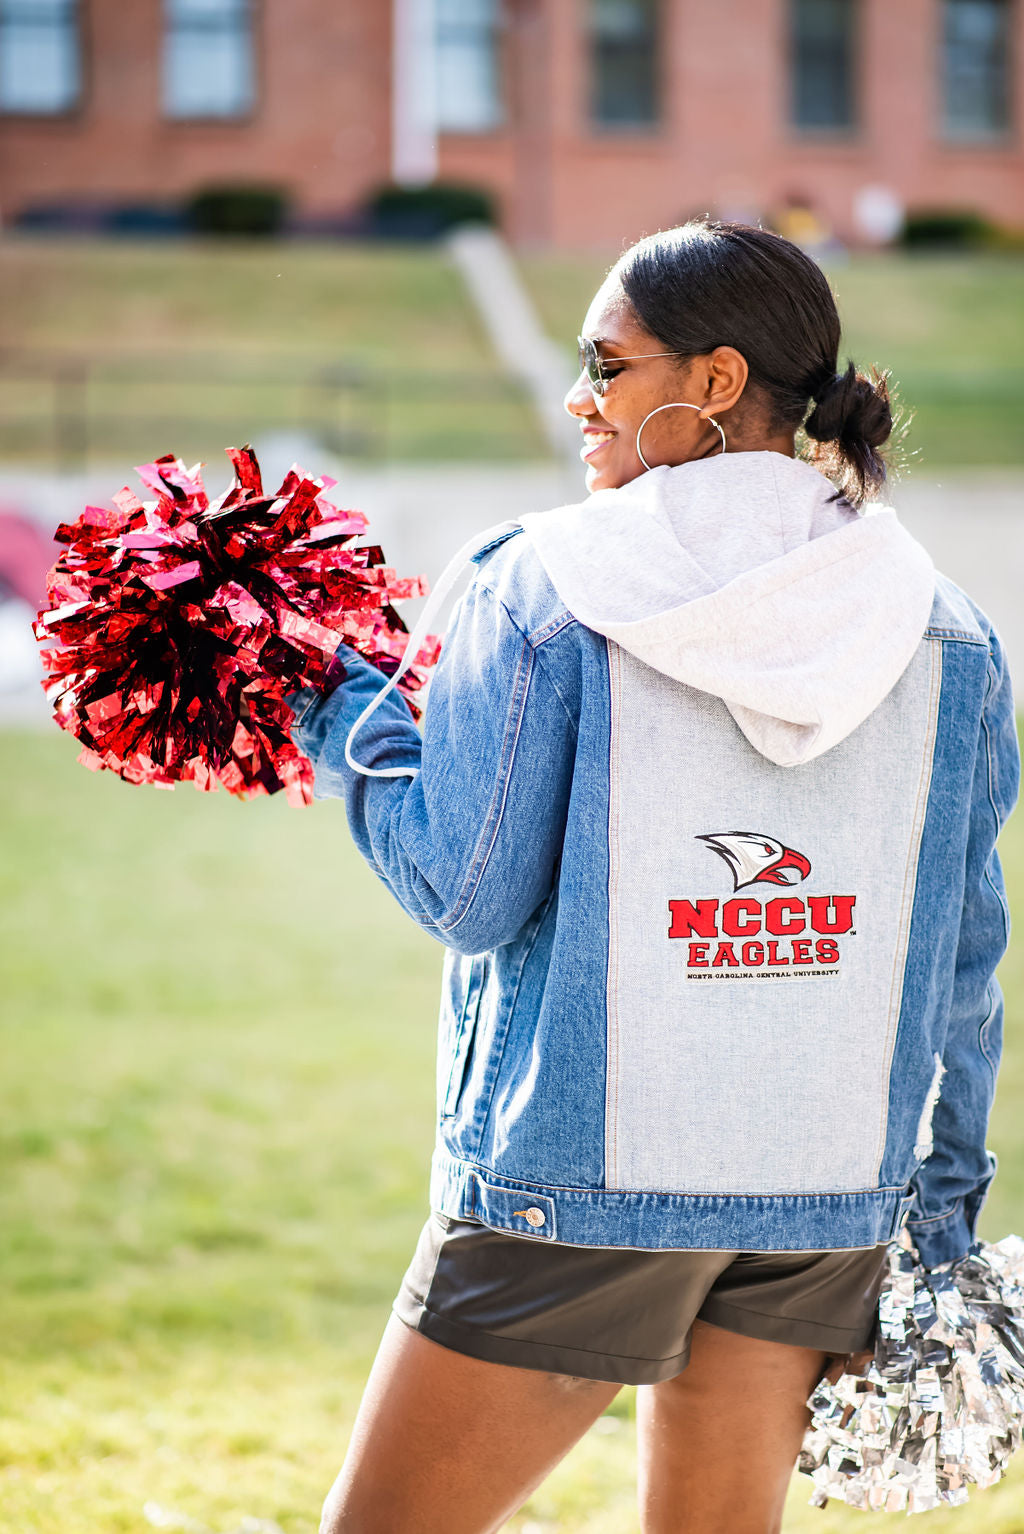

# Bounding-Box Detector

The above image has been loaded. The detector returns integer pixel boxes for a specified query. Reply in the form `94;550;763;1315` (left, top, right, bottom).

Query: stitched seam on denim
436;1152;906;1200
289;687;320;730
981;650;1012;949
529;612;575;646
427;1200;891;1252
294;680;349;760
979;980;1000;1083
531;643;579;738
493;592;577;733
439;633;533;934
468;885;556;1161
441;957;483;1117
415;1303;689;1365
471;1174;554;1209
925;628;986;644
470;1174;557;1240
909;1197;965;1226
471;528;567;645
529;618;581;731
605;641;624;1189
508;586;576;722
873;643;943;1180
472;566;561;647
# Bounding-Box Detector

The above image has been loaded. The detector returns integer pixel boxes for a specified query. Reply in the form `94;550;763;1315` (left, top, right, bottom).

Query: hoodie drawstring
344;520;521;779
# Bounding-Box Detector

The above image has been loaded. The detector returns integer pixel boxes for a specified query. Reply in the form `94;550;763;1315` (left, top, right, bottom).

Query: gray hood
520;451;935;767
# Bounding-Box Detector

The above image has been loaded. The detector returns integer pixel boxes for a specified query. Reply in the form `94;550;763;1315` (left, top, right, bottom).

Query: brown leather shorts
393;1212;889;1385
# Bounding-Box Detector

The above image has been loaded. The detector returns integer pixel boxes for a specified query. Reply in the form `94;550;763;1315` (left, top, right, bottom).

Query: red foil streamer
34;447;440;805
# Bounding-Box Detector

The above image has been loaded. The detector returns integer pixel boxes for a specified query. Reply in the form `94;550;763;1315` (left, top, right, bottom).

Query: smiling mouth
581;430;616;461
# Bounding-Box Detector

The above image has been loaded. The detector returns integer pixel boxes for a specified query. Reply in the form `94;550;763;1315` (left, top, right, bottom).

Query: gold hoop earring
635;403;727;471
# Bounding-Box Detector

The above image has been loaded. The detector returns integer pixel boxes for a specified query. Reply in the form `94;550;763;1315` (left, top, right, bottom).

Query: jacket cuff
907;1191;989;1267
285;686;321;734
285;645;351;738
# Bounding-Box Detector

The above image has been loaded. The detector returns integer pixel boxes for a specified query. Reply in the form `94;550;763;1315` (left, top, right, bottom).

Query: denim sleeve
288;576;576;955
907;629;1020;1266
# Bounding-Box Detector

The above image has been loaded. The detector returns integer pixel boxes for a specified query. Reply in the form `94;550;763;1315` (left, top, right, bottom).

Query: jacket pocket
441;954;489;1119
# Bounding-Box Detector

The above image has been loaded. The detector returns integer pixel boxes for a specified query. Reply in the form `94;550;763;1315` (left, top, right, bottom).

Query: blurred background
1;3;1023;1531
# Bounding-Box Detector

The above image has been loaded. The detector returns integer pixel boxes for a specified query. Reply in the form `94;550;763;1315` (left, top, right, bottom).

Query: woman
289;220;1018;1533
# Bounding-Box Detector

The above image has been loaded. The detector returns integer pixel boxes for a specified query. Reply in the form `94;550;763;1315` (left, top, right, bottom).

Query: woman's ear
699;346;749;418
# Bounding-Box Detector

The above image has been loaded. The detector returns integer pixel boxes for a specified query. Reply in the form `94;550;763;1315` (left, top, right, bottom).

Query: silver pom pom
799;1234;1024;1514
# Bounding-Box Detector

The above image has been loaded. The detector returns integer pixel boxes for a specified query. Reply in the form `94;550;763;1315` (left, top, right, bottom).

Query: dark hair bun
805;361;892;447
804;361;893;503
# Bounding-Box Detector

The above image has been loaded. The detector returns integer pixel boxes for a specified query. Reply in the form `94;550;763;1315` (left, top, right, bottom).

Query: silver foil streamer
798;1234;1024;1514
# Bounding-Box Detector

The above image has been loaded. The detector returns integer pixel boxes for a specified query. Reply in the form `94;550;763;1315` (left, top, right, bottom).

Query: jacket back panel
604;637;942;1194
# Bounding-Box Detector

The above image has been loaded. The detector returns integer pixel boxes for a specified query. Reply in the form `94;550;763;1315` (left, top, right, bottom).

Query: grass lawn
2;725;1024;1531
521;250;1024;472
1;239;1022;474
0;238;543;466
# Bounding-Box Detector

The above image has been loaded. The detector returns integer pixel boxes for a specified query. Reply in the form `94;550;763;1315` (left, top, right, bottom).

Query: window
436;0;501;132
790;0;858;132
591;0;659;128
942;0;1012;138
0;0;80;115
163;0;253;120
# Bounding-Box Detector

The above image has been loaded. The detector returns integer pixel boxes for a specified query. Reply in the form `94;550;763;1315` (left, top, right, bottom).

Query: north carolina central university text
668;894;856;973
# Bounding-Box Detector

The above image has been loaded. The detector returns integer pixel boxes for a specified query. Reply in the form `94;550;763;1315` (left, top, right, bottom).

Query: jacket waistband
430;1150;914;1252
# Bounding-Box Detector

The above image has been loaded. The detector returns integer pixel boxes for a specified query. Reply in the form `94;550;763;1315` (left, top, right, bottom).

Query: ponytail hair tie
811;369;842;405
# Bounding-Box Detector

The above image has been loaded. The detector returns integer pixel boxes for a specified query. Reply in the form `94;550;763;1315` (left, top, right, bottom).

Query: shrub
364;182;497;240
901;209;996;249
187;185;289;238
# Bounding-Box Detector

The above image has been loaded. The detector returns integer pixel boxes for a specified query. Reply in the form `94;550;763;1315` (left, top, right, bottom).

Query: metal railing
0;349;542;470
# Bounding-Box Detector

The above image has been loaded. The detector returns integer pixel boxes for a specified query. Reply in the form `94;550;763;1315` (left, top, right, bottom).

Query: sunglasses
576;335;683;397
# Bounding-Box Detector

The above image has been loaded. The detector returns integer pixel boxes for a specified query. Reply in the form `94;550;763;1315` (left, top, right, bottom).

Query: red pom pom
34;447;440;805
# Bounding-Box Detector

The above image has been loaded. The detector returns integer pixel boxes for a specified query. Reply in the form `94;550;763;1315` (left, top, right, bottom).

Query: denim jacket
290;454;1018;1266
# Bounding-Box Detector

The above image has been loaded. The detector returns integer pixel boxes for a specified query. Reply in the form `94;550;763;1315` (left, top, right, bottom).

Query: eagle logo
697;831;812;892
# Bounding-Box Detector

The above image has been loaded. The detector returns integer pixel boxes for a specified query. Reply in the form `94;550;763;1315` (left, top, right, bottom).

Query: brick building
0;0;1021;247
